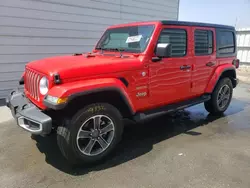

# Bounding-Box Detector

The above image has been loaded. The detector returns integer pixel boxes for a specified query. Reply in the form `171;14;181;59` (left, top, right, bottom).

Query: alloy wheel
217;85;231;109
76;115;115;156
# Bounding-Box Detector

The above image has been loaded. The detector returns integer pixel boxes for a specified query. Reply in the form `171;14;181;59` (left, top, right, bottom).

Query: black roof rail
161;20;235;30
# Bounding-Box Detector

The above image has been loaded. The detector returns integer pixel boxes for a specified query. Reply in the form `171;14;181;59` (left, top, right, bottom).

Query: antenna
235;17;238;28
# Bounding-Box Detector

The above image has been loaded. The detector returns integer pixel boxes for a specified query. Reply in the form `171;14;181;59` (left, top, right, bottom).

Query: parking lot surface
0;83;250;188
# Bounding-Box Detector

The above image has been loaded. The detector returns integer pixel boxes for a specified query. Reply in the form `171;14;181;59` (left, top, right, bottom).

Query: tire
57;103;123;165
204;77;233;115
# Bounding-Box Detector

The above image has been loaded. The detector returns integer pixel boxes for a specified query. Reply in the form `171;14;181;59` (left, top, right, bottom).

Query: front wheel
57;103;123;165
204;78;233;115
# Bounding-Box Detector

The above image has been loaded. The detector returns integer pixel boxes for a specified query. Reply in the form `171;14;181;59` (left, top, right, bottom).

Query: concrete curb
237;69;250;84
0;106;12;123
238;75;250;83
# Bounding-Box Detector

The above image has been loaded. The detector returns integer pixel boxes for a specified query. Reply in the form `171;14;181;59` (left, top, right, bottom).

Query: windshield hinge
85;52;96;58
53;73;61;84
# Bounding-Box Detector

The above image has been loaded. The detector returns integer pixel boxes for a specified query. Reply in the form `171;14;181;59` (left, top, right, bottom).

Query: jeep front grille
25;68;41;101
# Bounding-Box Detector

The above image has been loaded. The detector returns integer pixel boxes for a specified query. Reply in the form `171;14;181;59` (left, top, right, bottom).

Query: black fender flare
44;87;135;116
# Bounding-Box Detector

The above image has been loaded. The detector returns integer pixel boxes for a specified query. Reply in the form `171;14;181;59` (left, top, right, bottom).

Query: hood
27;54;143;80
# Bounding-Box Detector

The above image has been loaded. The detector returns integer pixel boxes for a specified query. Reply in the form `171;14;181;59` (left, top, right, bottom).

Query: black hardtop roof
161;20;235;30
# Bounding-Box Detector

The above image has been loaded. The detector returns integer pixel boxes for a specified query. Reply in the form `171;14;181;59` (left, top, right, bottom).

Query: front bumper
6;91;52;135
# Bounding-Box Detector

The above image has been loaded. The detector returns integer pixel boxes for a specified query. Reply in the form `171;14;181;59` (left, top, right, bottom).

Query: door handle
206;62;216;67
180;65;191;70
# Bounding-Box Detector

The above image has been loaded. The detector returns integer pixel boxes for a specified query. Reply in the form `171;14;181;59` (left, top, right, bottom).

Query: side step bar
133;94;211;122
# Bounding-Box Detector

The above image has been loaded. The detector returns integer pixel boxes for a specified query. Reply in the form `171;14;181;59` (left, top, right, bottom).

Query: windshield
96;25;155;53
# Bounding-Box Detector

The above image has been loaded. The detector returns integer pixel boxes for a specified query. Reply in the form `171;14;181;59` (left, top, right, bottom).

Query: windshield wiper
104;48;125;57
96;47;125;57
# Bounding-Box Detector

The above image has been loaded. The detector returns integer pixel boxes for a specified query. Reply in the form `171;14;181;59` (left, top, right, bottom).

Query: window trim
194;29;214;56
156;28;188;58
216;28;237;58
217;30;236;54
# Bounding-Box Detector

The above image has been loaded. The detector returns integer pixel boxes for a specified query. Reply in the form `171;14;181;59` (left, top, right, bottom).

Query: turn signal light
57;97;68;104
46;95;68;104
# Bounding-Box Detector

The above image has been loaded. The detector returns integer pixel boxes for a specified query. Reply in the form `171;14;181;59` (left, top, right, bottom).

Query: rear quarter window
216;29;236;57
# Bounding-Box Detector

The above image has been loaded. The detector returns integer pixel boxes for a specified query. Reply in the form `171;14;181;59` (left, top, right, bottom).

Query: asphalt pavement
0;83;250;188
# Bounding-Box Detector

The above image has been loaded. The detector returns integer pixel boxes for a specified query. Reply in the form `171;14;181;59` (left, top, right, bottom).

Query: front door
191;27;216;95
149;26;192;106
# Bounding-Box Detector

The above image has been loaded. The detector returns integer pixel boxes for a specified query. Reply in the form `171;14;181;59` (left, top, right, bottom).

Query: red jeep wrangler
6;21;239;164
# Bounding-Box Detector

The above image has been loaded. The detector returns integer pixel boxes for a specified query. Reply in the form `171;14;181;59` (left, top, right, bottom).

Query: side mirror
155;43;172;58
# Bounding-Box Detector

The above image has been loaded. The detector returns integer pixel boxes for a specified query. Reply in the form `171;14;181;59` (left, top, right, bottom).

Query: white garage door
0;0;179;99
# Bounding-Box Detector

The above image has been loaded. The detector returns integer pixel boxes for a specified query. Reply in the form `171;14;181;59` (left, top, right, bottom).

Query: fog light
46;95;58;103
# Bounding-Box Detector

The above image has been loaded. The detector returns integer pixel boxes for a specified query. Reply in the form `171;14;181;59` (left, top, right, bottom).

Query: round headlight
39;77;49;95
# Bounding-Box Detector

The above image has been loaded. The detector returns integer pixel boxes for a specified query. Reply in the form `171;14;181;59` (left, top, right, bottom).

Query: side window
218;31;235;54
158;29;187;57
194;30;213;55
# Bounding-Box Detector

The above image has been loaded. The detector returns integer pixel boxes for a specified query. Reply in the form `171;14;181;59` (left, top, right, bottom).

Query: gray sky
179;0;250;28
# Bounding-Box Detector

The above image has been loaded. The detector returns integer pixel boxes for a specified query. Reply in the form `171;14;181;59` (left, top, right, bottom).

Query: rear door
191;27;216;95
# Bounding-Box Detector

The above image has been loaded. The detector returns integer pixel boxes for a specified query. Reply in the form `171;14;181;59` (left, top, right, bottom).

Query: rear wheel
204;78;233;115
57;103;123;165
